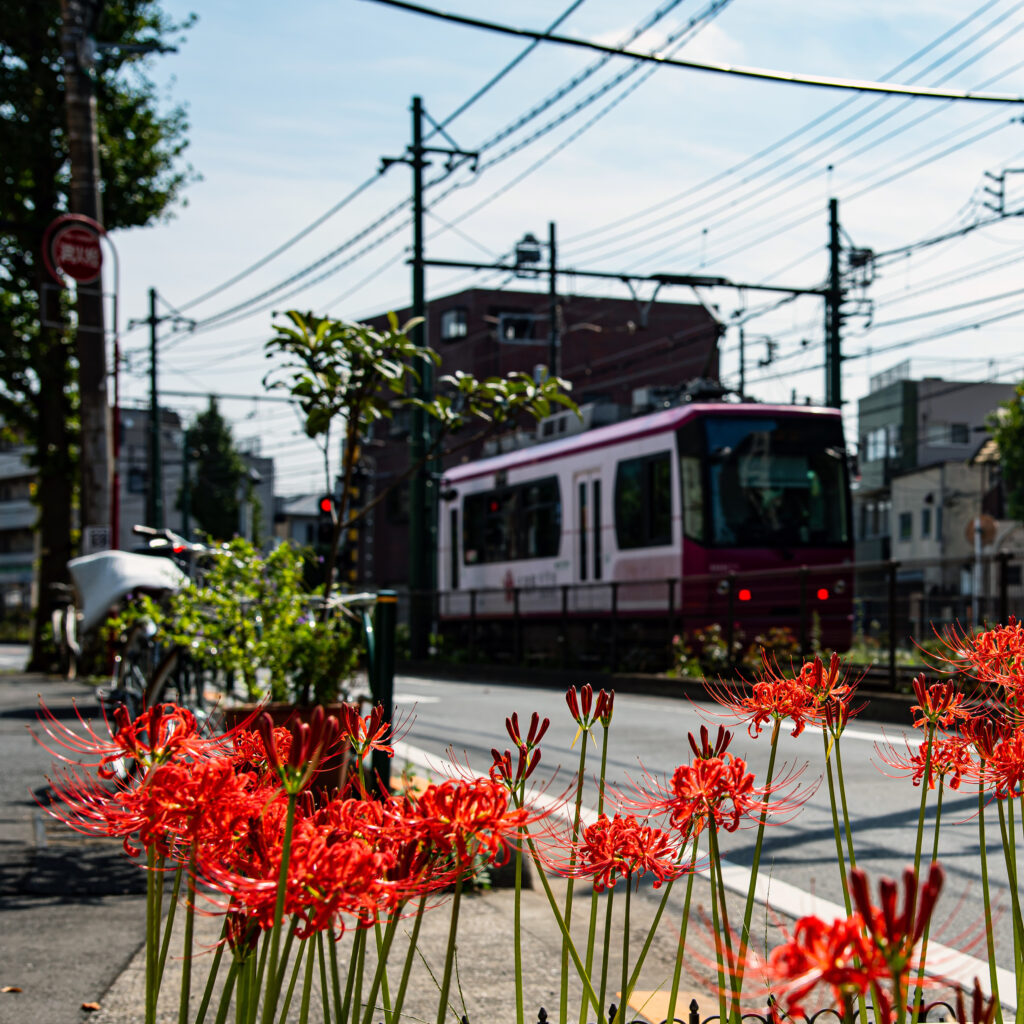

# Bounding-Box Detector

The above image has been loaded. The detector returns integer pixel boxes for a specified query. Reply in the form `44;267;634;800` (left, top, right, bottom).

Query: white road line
393;739;1017;1011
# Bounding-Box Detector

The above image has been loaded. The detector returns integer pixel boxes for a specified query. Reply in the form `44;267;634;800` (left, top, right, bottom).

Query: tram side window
614;452;672;549
462;477;561;563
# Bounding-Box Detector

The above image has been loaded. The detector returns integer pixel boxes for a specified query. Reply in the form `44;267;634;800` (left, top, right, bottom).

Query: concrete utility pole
60;0;112;549
382;96;477;659
825;197;843;409
547;221;559;376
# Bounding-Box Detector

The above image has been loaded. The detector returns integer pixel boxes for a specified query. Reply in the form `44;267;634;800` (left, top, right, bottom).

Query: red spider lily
932;618;1024;688
337;703;394;759
490;745;542;788
641;753;808;837
952;979;997;1024
566;685;613;730
800;652;857;706
761;913;887;1018
32;700;243;778
910;675;976;730
984;728;1024;798
848;862;945;1020
505;711;550;752
876;734;974;791
407;776;533;869
960;715;1011;762
688;724;733;760
549;812;684;893
233;726;293;777
256;706;341;794
703;655;816;738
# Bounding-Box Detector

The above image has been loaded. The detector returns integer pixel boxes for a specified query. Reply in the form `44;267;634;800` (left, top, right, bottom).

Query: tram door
572;469;604;611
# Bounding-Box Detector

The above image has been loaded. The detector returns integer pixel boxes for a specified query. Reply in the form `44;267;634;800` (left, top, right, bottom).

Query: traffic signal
317;494;335;548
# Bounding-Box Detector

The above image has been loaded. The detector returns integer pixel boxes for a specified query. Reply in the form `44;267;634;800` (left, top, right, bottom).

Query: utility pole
127;288;194;532
738;326;745;398
383;96;477;659
825;197;843;409
548;221;559;376
60;0;111;548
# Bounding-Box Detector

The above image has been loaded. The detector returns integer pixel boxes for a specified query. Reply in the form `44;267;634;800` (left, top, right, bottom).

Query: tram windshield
679;415;850;549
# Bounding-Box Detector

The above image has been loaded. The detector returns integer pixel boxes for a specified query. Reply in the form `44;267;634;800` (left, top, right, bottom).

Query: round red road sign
42;214;105;285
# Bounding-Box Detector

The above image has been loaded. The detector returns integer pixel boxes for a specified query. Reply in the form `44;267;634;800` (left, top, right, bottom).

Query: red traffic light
738;588;752;602
817;588;829;601
319;496;334;513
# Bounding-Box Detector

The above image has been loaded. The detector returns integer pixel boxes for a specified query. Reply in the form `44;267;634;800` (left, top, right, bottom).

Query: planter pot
223;702;358;793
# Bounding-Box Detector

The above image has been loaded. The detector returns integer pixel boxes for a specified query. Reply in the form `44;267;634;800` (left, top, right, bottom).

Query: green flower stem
561;737;591;1024
735;719;781;998
390;897;427;1023
276;940;305;1024
371;919;394;1024
341;928;367;1024
525;834;603;1018
178;845;198;1024
711;831;739;1024
911;782;944;1017
515;826;527;1024
435;872;466;1024
146;847;159;1024
706;826;728;1024
822;730;852;914
328;927;344;1024
912;723;936;878
975;773;1003;1024
617;879;632;1024
997;800;1024;968
193;920;229;1024
261;792;299;1024
665;841;701;1024
316;933;330;1024
361;915;401;1024
600;888;615;1021
298;934;317;1024
579;725;613;1024
210;956;239;1024
157;861;183;993
353;919;367;1024
248;934;271;1024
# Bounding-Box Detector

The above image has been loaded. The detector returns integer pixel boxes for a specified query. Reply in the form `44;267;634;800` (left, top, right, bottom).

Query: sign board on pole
81;524;111;555
42;214;105;285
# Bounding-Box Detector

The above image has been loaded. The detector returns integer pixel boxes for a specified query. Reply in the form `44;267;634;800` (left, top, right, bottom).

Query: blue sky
109;0;1024;495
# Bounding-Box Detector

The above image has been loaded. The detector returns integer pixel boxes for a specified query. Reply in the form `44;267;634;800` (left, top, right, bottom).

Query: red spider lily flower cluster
876;734;973;791
337;703;394;759
566;684;614;731
491;711;551;788
548;812;684;893
933;617;1024;692
762;864;945;1023
910;675;975;730
37;698;554;944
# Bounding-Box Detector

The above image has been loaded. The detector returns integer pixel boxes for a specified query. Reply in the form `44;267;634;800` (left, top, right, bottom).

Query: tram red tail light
738;588;752;602
817;588;829;601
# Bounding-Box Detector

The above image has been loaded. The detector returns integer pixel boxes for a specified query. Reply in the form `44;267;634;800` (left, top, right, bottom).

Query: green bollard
371;590;397;794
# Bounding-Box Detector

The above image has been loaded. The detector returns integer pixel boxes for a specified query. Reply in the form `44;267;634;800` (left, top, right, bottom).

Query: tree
988;382;1024;522
1;2;195;667
184;398;245;543
264;311;577;610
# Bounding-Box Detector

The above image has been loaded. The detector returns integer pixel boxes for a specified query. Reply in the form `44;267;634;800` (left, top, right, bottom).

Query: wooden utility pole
60;0;112;550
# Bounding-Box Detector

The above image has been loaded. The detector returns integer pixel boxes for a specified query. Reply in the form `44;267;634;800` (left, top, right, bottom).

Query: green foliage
263;311;577;602
987;381;1024;523
183;397;245;542
670;623;802;678
1;1;195;666
107;539;360;705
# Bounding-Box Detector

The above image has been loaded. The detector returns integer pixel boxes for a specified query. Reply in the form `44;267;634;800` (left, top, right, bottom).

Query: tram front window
701;417;849;549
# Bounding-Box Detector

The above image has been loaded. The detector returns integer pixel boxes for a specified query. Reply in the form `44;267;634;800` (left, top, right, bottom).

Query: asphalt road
0;671;148;1024
393;673;1019;980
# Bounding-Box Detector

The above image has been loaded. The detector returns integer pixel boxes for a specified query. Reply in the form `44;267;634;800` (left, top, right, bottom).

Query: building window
898;511;912;541
921;507;931;538
925;422;971;446
864;425;900;461
496;311;536;342
439;307;468;341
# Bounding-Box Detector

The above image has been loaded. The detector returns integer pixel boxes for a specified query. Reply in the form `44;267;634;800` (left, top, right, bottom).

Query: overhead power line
366;0;1024;103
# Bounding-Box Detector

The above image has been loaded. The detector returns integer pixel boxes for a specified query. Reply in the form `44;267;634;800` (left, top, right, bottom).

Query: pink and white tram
437;400;854;655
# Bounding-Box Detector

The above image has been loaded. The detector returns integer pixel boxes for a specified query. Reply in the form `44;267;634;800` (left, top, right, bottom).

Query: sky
105;0;1024;498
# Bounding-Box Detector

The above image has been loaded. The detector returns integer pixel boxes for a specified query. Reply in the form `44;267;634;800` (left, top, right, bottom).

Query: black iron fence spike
538;1008;548;1024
